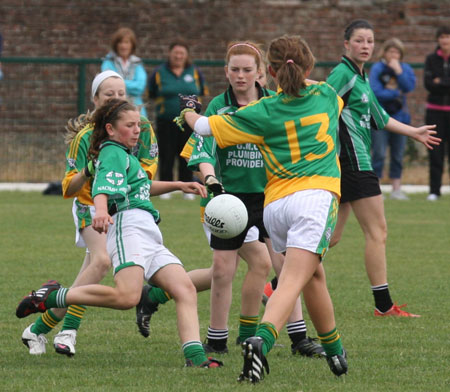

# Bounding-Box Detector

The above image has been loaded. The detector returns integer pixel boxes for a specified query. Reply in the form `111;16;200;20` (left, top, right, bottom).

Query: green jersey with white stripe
92;140;159;222
327;56;390;171
188;84;272;194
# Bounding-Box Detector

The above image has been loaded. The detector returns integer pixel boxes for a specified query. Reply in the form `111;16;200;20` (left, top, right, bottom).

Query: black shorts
340;170;381;203
210;192;269;251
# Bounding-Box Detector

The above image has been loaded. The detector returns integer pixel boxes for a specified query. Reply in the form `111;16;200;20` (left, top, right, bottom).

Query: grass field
1;191;449;392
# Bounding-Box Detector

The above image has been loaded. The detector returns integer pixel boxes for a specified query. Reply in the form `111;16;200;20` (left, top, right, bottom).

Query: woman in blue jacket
369;38;416;200
102;27;148;117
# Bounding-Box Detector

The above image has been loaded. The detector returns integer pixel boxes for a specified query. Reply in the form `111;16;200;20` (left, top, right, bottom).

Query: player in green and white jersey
326;19;440;318
21;71;159;357
188;43;272;355
179;35;348;381
17;99;223;369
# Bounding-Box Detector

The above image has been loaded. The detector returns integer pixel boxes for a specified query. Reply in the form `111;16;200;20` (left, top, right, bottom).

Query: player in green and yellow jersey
21;71;158;357
326;19;440;318
178;35;347;381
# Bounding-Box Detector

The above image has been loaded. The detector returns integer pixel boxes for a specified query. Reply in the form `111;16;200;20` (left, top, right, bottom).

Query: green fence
0;57;426;183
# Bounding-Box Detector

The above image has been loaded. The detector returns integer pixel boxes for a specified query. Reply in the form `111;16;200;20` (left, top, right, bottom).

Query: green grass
1;191;449;391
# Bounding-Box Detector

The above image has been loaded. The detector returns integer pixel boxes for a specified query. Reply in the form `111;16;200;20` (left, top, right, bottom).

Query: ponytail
267;35;315;97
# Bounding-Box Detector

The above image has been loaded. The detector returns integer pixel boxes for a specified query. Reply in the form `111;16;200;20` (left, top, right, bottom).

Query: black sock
372;284;394;313
271;276;278;290
286;320;307;346
206;327;228;349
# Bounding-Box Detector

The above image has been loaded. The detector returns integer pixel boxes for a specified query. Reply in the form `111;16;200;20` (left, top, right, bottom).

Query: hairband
227;43;261;57
91;70;123;100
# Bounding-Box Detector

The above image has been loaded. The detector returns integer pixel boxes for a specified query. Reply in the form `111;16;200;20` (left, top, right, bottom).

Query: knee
90;252;112;276
115;291;141;310
212;255;235;282
368;223;387;245
170;280;197;303
247;254;271;277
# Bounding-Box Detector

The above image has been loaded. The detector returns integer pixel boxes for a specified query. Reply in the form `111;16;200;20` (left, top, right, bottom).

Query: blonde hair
64;111;93;144
377;37;405;60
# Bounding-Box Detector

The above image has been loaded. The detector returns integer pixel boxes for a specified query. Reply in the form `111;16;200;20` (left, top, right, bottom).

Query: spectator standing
424;26;450;201
369;38;416;200
101;27;148;117
148;39;208;198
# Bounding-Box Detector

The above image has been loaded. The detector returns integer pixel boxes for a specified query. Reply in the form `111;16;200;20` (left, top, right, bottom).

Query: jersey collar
225;82;269;107
342;55;367;80
99;140;131;153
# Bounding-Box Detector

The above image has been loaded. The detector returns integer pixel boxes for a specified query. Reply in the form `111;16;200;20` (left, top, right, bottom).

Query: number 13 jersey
208;82;343;206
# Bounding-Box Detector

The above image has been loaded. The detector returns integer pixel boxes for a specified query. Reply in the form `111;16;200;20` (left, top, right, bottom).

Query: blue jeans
371;130;407;179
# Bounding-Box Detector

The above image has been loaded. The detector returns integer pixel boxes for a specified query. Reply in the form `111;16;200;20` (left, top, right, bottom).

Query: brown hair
111;27;137;55
168;38;191;67
267;35;315;97
377;37;405;60
225;41;263;70
88;99;137;161
344;19;374;41
436;25;450;39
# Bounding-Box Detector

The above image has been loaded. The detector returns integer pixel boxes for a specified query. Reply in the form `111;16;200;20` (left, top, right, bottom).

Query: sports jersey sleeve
92;146;129;200
62;125;91;201
326;65;349;100
369;88;390;130
136;116;159;179
187;134;216;171
180;134;196;160
208;103;265;149
185;97;224;169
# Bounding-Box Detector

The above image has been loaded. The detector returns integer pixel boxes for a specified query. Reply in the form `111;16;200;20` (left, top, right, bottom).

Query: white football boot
22;324;47;355
54;329;77;357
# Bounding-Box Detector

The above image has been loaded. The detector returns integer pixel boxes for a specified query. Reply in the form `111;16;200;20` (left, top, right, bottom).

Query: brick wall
0;0;449;180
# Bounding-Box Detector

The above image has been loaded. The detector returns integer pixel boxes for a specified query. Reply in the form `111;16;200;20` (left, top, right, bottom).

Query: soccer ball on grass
204;194;248;239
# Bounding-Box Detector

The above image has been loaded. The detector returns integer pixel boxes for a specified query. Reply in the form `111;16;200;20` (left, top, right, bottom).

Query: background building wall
0;0;449;181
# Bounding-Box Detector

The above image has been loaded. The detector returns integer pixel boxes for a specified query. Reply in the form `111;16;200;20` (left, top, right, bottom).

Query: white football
204;194;248;239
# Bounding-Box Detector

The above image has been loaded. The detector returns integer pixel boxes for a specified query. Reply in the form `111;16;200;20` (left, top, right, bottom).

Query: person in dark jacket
148;39;208;199
424;26;450;201
369;38;416;200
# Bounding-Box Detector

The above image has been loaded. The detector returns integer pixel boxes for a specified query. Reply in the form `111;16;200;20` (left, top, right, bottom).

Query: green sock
148;286;171;304
61;305;87;331
239;315;259;341
31;309;62;335
182;340;208;366
45;288;68;309
255;322;278;356
318;327;343;356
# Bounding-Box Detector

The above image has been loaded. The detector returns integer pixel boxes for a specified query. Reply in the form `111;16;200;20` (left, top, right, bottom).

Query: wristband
84;161;94;178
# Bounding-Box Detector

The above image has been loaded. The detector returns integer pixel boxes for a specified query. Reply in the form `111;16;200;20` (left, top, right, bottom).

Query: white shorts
108;209;182;279
202;224;259;247
72;199;96;249
263;189;338;257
